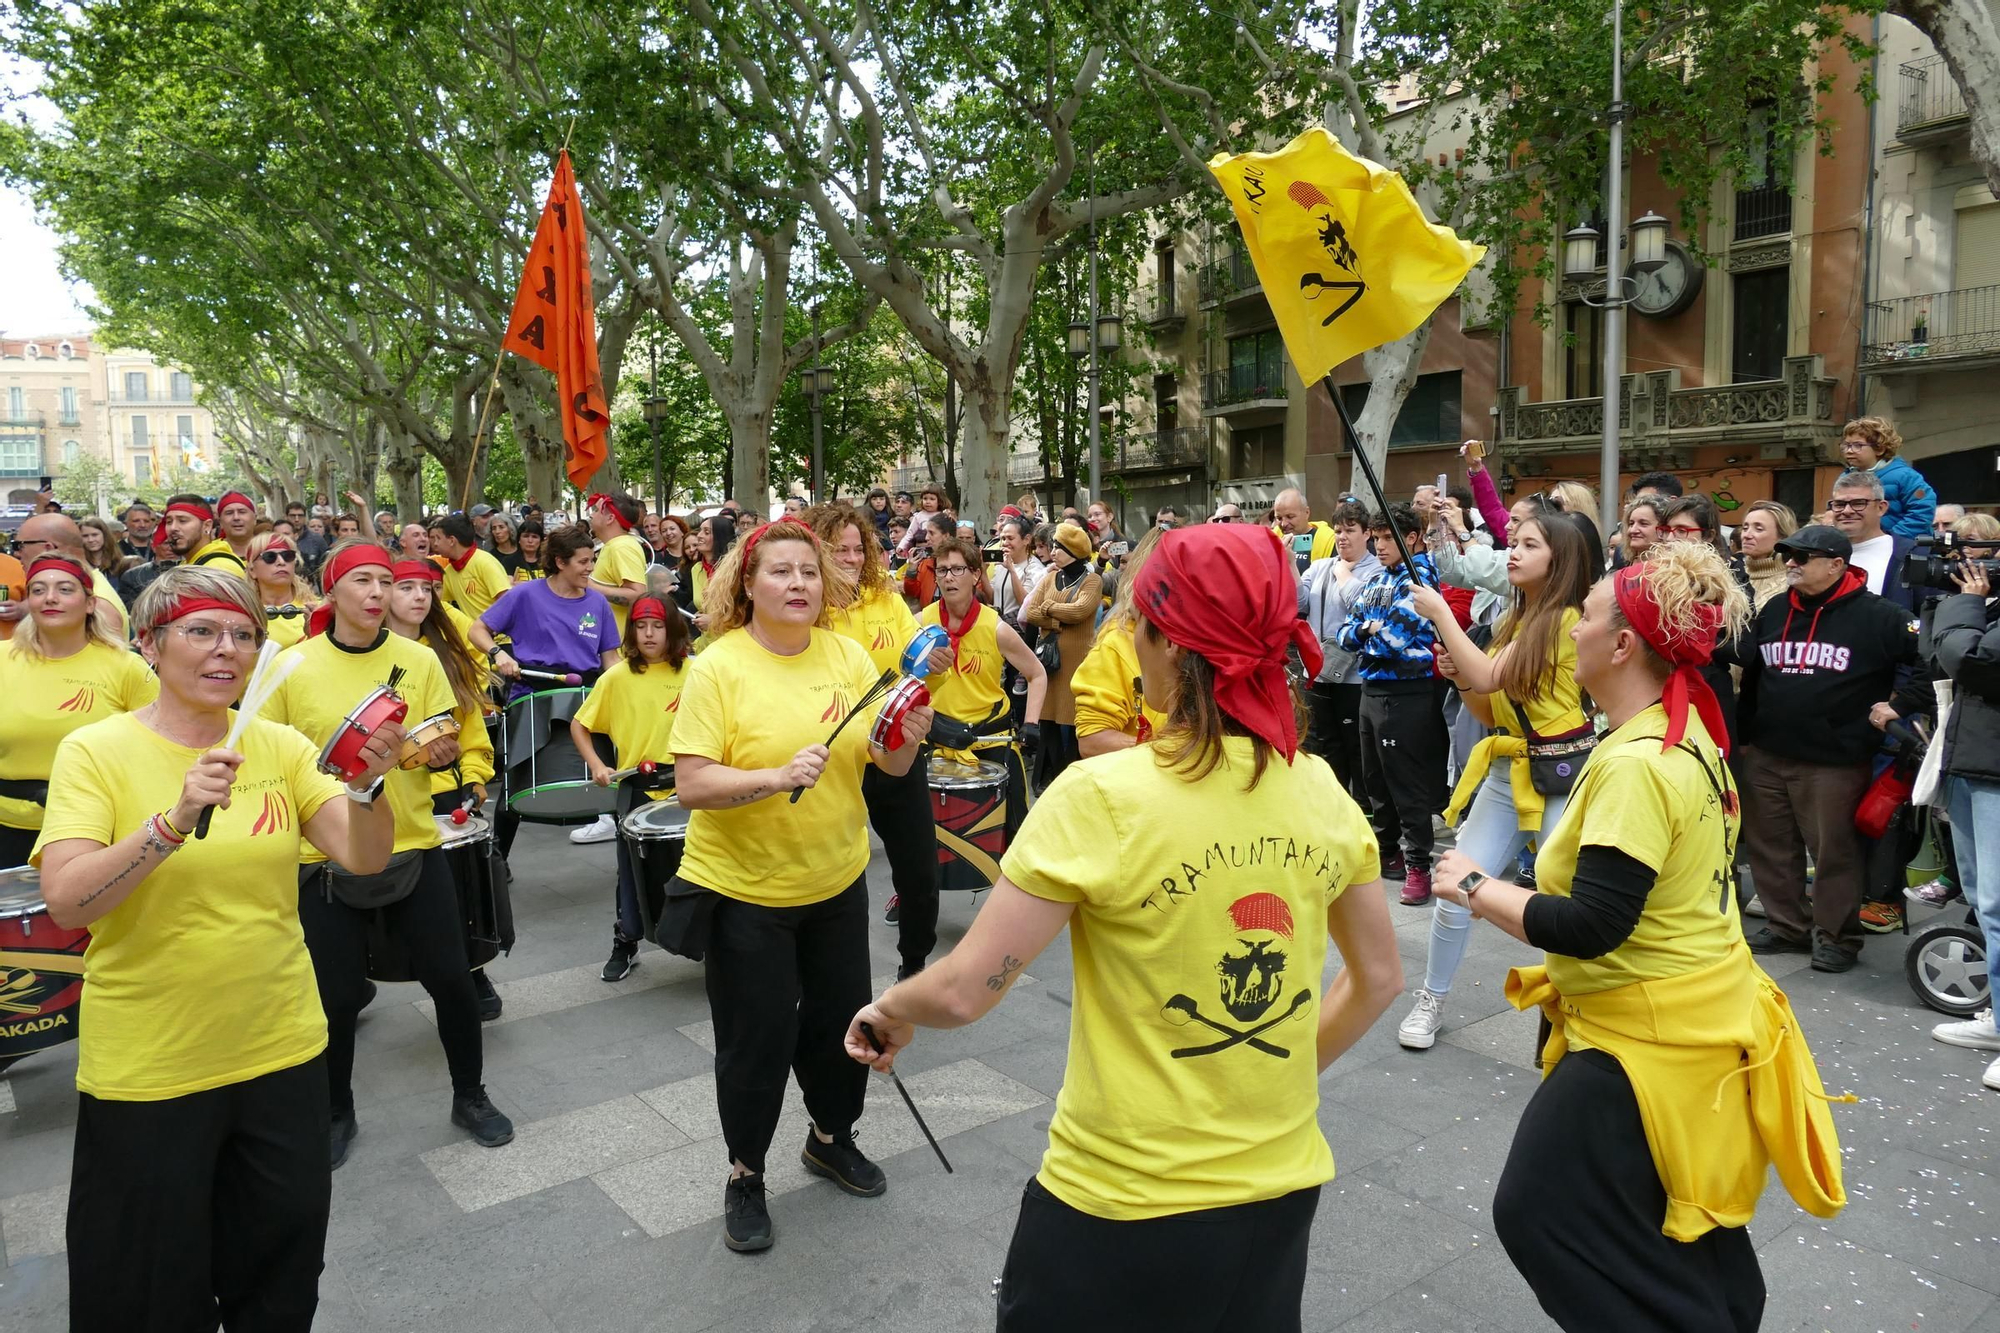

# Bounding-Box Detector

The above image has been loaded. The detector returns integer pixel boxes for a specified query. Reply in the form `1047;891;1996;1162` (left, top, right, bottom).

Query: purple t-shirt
480;580;619;674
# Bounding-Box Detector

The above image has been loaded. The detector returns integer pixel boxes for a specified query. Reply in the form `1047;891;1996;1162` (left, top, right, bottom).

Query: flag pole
461;359;505;514
1322;373;1436;590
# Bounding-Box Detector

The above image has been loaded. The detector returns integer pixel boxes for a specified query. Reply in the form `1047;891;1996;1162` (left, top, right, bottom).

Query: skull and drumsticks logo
1161;893;1309;1059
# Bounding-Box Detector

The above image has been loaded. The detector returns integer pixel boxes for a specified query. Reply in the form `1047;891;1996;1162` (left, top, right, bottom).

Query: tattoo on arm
986;954;1023;993
76;847;154;909
722;783;770;807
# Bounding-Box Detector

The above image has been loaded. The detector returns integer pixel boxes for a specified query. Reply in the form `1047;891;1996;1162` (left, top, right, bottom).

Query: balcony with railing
1863;284;2000;371
1147;287;1187;335
1733;183;1794;242
1108;426;1207;474
1898;56;1968;142
1197;251;1265;309
1202;363;1289;417
1496;355;1839;465
108;394;199;408
0;411;46;434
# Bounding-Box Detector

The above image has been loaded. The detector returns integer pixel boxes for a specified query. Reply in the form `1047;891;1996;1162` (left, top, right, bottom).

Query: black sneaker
723;1172;774;1252
801;1127;886;1197
472;969;503;1021
883;895;901;924
1811;942;1858;973
602;940;638;983
451;1087;515;1147
1746;926;1811;955
329;1111;358;1170
1381;851;1407;882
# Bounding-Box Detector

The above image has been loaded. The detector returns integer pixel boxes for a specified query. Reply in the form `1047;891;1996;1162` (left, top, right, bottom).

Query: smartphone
1462;439;1485;465
38;476;53;492
1108;541;1131;559
1436;472;1449;495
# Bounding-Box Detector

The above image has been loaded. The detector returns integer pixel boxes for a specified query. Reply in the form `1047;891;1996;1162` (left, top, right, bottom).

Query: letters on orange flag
504;150;611;489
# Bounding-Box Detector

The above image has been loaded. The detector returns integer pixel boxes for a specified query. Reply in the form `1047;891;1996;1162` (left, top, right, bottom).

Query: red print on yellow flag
504;151;611;489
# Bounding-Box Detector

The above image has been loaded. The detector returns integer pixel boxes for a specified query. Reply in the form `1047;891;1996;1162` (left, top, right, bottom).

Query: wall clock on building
1630;240;1704;318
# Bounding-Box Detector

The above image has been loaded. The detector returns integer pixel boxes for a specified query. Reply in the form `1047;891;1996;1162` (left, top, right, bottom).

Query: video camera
1902;533;2000;592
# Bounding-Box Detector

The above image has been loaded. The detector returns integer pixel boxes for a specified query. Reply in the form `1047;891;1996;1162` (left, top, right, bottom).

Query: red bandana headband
216;491;257;517
1612;562;1731;757
393;559;442;584
25;554;90;587
630;595;669;624
589;494;635;530
154;597;254;630
307;545;395;638
154;499;214;550
1131;525;1321;762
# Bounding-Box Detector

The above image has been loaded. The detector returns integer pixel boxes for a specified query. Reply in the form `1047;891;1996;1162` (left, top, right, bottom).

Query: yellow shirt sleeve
1071;638;1129;739
999;766;1118;904
35;727;116;849
670;653;726;763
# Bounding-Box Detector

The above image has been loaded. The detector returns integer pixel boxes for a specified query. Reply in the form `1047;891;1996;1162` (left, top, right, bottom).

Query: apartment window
1228;423;1285;477
1773;468;1816;521
1154;373;1179;434
1732;267;1790;382
171;371;193;399
62;440;80;466
124;371;148;400
1564;302;1603;399
57;342;73;360
1339;370;1465;448
1226;330;1285;396
1155;243;1177;318
134;454;152;485
6;387;22;418
0;437;36;474
59;387;79;423
177;414;195;446
1734;109;1793;241
131;415;149;449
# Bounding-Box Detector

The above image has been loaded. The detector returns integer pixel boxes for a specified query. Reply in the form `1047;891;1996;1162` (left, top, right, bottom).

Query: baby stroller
1879;720;1990;1016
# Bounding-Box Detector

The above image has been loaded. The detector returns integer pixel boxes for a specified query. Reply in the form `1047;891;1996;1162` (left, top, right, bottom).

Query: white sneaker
1933;1008;2000;1051
1398;990;1446;1050
569;813;616;845
1985;1055;2000;1092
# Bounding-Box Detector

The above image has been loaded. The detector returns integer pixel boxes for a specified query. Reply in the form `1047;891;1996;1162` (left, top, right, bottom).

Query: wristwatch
1457;870;1488;901
344;775;386;804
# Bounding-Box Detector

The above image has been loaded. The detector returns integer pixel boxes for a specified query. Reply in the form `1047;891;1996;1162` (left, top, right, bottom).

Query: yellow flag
1208;128;1485;385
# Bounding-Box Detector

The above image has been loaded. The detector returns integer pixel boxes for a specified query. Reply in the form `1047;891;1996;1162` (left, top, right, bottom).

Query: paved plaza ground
2;819;1996;1333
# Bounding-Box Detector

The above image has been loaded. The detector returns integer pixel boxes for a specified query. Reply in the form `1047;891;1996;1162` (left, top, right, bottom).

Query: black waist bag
651;875;720;962
324;849;424;910
1523;720;1598;797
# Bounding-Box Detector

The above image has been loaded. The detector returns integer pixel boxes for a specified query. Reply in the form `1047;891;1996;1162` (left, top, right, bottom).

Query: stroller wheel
1905;921;1989;1017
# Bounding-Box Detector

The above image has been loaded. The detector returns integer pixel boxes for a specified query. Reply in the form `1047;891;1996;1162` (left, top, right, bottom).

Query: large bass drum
0;866;88;1069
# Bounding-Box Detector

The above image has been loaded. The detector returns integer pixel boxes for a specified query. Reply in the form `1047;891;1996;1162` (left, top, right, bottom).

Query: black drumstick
788;667;897;803
860;1021;951;1174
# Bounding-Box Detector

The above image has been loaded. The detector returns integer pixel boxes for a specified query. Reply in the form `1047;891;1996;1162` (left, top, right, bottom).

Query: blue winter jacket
1332;553;1441;683
1875;456;1937;541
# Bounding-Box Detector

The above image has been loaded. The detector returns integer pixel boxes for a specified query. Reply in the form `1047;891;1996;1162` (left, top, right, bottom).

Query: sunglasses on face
259;550;297;564
1780;550;1829;564
1210;515;1238;523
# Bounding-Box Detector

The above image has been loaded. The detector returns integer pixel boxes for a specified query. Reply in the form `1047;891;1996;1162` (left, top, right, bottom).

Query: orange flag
503;151;610;489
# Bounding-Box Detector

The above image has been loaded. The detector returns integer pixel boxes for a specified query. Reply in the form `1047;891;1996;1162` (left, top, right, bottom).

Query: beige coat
1024;566;1103;726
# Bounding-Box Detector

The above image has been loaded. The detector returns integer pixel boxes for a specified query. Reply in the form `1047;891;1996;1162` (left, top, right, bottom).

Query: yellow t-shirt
264;629;455;864
31;713;342;1100
1486;608;1586;738
0;640;159;830
671;627;880;905
442;548;514;620
1071;624;1168;742
190;538;246;573
1536;703;1743;998
415;612;496;797
917;601;1006;725
88;569;129;640
591;532;649;640
828;583;918;676
1003;739;1380;1220
573;656;688;800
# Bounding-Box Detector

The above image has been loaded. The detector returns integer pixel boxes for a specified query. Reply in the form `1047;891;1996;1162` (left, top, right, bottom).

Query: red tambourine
317;685;411;782
869;677;930;752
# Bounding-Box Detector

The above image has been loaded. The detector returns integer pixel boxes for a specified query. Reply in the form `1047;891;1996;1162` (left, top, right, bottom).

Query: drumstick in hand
194;644;301;838
517;668;584;685
789;668;897;803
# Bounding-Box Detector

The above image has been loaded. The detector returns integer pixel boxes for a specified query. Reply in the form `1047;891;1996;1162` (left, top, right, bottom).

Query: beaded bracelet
145;814;185;855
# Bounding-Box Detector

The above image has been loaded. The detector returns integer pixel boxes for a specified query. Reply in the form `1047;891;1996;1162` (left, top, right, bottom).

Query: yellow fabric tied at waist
1444;734;1541;830
1506;947;1851;1241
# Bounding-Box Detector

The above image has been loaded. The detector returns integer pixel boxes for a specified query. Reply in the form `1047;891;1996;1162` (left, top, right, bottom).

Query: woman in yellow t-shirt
846;524;1402;1331
569;587;690;981
245;531;319;649
1398;510;1600;1050
670;518;934;1255
385;558;496;815
33;564;401;1330
0;554;156;865
1073;526;1169;758
1430;542;1846;1331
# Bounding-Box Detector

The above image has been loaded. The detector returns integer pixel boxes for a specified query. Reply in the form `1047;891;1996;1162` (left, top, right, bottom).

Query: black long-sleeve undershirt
1522;845;1657;959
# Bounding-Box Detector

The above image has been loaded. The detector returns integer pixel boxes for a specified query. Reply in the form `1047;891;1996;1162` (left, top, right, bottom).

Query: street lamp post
801;364;836;504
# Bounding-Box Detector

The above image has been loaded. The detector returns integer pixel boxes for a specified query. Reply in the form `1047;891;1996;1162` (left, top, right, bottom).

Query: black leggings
298;849;483;1116
702;875;870;1174
1495;1048;1764;1332
863;757;937;971
68;1054;330;1333
996;1177;1320;1332
1305;681;1362;795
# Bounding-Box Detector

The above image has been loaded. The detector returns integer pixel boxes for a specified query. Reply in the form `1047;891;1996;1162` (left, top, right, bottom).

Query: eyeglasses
1826;498;1875;511
169;621;263;650
259;550;297;564
1664;525;1706;537
938;566;975;579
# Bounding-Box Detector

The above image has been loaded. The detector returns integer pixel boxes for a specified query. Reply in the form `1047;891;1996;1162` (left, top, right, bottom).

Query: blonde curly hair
1613;539;1751;675
699;519;855;637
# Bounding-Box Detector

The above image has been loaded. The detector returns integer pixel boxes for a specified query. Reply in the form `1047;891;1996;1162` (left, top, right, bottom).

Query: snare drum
0;866;88;1062
501;687;612;824
620;799;690;937
927;757;1010;892
398;712;462;770
360;818;510;983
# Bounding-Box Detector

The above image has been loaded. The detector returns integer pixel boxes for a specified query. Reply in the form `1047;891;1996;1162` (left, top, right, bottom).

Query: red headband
1132;525;1320;761
154;597;255;630
217;491;256;517
155;499;213;550
25;554;90;587
1613;562;1731;757
630;595;669;624
589;494;635;529
308;545;394;639
393;559;442;583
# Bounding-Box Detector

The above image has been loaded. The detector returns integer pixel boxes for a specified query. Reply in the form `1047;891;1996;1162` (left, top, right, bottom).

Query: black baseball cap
1775;524;1852;561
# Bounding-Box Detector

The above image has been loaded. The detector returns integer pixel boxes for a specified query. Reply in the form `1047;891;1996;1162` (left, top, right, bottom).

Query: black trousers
611;781;679;945
1495;1049;1764;1333
1305;681;1363;795
298;849;483;1116
702;875;870;1174
1357;682;1449;870
0;823;36;867
864;757;938;970
995;1177;1320;1332
69;1054;331;1333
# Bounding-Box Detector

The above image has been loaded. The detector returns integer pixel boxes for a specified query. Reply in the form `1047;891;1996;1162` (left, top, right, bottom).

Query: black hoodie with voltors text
1731;568;1925;765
